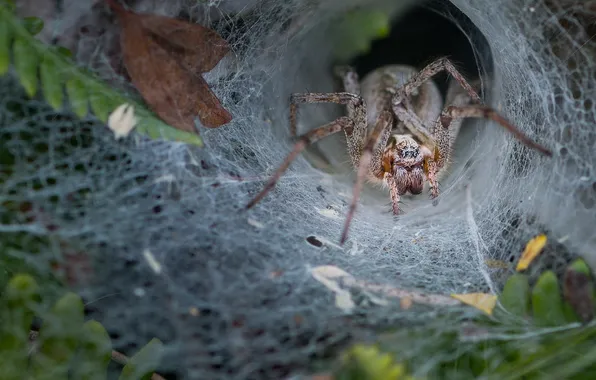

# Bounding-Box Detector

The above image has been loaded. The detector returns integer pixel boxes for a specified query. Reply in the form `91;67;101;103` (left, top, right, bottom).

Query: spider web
3;0;595;378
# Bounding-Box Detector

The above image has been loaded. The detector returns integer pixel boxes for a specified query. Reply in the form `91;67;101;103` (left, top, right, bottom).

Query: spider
246;57;552;244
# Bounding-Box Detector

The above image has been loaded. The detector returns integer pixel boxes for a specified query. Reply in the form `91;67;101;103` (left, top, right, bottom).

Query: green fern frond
0;3;203;147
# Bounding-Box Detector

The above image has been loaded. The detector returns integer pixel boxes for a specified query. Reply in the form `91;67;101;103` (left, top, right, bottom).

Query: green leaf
88;82;127;123
498;273;530;318
12;37;38;97
30;292;85;380
22;16;44;36
532;271;568;327
55;46;72;58
71;320;112;380
119;338;164;380
568;259;592;276
66;77;89;118
1;0;15;12
0;14;11;74
136;115;204;147
0;274;40;380
40;56;64;110
333;10;390;62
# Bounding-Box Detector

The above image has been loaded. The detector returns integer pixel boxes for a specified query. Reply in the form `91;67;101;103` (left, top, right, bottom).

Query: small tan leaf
485;259;509;269
310;266;356;312
108;103;138;139
400;297;413;310
516;234;547;271
451;293;497;315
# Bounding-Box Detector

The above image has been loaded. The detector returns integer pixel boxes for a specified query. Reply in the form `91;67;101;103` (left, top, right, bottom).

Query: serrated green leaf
119;338;163;380
30;292;85;380
498;273;530;318
532;271;568;327
66;77;89;118
0;274;40;380
23;16;44;36
40;57;64;110
13;37;38;97
71;320;112;380
0;16;11;74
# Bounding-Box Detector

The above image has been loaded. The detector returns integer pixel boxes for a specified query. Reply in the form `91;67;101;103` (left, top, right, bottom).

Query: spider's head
383;134;433;195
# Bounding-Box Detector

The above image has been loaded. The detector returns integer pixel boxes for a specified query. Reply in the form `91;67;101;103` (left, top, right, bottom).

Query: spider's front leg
247;90;368;214
391;57;552;203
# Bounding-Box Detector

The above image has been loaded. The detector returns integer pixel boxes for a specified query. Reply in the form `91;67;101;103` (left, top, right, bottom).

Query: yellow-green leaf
335;344;415;380
66;77;89;118
119;338;163;380
0;274;40;380
516;234;547;271
13;37;38;97
40;56;64;110
22;16;44;35
532;271;568;327
451;293;498;315
71;320;112;380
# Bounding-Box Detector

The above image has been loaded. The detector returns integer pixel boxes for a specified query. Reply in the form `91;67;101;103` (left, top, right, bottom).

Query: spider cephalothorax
380;134;434;214
383;134;433;193
246;58;552;244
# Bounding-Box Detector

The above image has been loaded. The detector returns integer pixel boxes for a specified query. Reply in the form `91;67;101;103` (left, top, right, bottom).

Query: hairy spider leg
245;116;353;210
439;105;553;156
340;110;394;244
390;57;552;199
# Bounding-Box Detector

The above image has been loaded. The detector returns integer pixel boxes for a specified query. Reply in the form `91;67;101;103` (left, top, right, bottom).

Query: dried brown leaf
139;14;230;73
107;0;232;131
563;268;594;323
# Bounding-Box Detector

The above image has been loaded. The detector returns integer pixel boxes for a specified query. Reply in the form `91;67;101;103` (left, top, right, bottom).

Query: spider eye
402;147;419;158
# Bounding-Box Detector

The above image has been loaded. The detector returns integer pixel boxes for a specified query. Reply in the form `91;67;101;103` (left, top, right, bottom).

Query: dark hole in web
306;235;323;247
349;0;493;97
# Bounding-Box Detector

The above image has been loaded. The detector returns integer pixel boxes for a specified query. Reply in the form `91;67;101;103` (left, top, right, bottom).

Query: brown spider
246;58;552;244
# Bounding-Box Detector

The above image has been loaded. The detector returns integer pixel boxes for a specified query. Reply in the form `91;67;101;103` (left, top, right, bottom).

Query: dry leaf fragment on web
106;0;232;133
107;103;138;138
451;293;498;315
516;234;547;271
310;266;356;312
563;262;594;323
